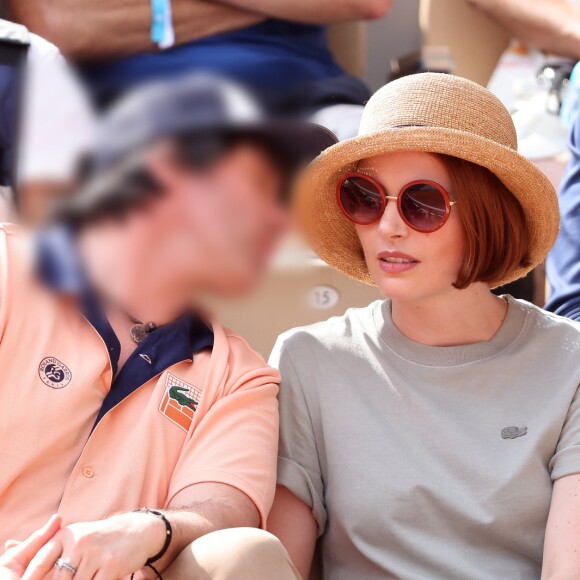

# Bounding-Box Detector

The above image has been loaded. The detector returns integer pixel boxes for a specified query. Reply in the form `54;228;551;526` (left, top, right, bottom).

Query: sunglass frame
336;172;458;233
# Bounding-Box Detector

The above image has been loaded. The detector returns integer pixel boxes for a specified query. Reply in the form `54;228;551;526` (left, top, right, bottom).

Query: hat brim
58;120;337;223
225;119;338;167
295;126;559;289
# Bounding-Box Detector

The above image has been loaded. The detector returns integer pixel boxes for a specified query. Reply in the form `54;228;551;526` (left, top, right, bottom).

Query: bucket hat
295;72;559;288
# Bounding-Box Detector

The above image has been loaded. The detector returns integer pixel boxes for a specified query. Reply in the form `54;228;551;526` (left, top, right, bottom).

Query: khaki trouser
164;528;302;580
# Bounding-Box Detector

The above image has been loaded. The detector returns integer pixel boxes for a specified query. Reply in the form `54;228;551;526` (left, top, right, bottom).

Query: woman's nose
377;198;408;238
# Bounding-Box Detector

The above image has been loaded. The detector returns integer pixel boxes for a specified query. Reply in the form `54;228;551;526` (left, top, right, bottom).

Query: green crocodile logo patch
168;385;198;411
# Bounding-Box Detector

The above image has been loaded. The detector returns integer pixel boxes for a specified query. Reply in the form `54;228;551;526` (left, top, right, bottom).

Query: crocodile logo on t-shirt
501;426;528;439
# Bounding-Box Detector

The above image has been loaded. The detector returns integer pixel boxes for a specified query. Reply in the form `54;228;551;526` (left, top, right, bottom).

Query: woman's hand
21;512;166;580
0;515;62;580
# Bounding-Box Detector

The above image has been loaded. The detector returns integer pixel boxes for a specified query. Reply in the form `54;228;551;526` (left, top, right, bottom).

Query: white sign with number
307;285;340;310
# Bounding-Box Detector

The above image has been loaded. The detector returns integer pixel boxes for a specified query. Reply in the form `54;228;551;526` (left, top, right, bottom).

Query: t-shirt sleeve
269;336;327;536
550;382;580;480
167;340;280;527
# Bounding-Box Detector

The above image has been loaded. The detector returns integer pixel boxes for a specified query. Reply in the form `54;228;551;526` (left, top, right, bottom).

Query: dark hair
435;154;530;289
59;131;289;228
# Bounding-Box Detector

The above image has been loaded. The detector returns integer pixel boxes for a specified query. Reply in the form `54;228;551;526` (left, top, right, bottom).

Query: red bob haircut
436;154;530;290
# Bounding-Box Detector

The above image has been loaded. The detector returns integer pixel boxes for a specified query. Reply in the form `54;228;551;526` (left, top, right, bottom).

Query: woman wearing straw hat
267;73;580;579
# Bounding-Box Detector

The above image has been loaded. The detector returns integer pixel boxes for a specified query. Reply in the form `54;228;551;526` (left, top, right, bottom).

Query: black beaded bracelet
131;507;173;580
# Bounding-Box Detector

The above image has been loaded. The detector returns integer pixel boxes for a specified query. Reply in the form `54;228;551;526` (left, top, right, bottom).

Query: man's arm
159;482;261;571
19;484;258;580
214;0;391;24
467;0;580;58
7;0;264;61
9;0;391;62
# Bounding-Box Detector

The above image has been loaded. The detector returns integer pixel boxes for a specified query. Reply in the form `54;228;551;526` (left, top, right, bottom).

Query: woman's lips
377;251;420;274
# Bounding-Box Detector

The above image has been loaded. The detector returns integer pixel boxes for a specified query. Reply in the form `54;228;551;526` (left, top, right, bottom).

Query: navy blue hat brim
227;120;338;167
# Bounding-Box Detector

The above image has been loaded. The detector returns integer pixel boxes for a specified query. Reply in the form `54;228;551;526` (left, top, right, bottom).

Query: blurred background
1;0;578;357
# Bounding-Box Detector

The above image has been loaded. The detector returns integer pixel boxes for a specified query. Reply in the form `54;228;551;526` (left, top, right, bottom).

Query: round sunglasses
337;172;458;233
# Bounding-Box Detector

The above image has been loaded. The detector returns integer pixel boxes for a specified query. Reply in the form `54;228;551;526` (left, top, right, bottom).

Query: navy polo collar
36;227;214;425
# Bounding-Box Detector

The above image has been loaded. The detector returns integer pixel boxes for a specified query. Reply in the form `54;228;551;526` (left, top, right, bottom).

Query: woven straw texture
295;73;560;288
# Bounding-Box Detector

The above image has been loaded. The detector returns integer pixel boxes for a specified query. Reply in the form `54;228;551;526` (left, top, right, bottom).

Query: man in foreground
0;74;335;579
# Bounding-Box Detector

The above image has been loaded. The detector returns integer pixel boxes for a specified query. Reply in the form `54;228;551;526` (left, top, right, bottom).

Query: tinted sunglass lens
339;176;383;223
400;183;448;231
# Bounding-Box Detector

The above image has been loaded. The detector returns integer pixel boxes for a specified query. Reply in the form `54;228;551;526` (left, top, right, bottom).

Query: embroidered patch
159;372;202;431
501;426;528;439
38;357;72;389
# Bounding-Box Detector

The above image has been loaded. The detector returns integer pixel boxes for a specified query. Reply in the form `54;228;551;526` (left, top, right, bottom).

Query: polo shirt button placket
82;466;95;478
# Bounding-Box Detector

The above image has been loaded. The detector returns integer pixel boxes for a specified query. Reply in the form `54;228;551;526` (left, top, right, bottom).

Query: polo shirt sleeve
269;335;327;537
550;382;580;480
166;336;279;528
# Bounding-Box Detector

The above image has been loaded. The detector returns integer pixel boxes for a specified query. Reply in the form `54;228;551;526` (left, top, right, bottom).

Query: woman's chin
374;278;420;301
372;272;450;302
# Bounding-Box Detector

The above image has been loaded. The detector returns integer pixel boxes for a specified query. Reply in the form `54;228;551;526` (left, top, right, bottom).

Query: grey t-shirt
270;297;580;580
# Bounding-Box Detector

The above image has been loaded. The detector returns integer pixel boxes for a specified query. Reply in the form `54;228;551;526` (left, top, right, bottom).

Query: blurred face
353;152;465;302
143;139;288;298
80;140;288;322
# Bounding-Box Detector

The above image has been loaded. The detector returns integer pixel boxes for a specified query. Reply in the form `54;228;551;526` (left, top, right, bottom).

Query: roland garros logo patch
38;357;72;389
159;372;202;432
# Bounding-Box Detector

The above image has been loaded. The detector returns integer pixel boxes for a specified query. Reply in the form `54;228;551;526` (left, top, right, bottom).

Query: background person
0;74;335;579
6;0;391;139
0;19;95;224
268;73;580;579
546;109;580;320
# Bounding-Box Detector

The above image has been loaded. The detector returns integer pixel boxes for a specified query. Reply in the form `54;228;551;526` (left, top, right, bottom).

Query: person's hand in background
0;515;62;580
8;0;391;62
7;0;265;61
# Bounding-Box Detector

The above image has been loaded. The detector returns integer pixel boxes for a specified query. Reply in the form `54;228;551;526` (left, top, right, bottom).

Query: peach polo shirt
0;225;279;546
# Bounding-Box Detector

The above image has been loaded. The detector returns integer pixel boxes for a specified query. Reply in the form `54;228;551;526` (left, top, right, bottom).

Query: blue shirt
82;19;348;101
545;114;580;321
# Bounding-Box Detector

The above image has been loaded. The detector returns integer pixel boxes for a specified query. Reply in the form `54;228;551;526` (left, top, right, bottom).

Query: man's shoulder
221;324;268;367
210;319;280;388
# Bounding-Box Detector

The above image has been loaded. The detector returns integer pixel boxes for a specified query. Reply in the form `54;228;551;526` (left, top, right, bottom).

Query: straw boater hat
296;72;559;288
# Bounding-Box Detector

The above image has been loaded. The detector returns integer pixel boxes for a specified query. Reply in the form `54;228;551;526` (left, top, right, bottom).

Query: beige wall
210;260;383;360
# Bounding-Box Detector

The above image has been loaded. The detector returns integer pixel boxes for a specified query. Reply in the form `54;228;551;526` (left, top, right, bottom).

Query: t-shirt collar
374;295;529;367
